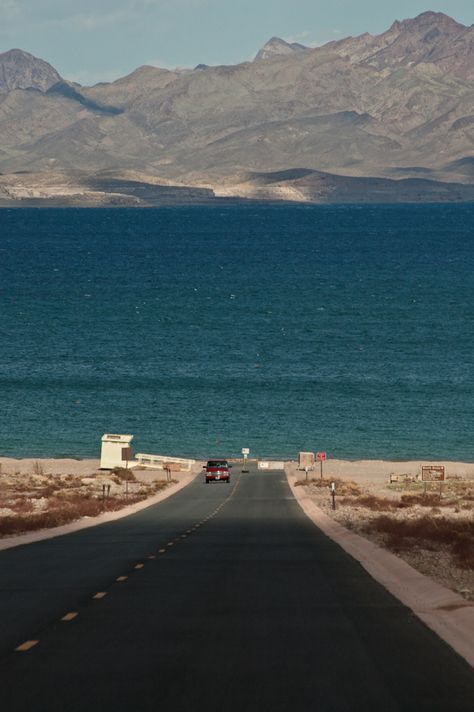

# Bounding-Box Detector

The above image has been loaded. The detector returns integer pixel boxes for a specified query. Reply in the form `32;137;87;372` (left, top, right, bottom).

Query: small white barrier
134;453;195;471
258;461;286;470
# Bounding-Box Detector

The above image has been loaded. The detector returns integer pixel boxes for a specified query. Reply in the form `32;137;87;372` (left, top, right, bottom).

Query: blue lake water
0;204;473;461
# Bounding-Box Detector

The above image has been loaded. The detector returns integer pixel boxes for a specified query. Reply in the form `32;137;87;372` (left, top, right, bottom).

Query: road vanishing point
0;466;473;711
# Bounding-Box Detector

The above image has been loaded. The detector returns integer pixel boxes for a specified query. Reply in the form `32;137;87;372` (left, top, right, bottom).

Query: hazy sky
1;0;473;85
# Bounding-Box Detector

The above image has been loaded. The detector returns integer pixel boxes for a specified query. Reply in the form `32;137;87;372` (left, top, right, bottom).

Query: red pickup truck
203;460;232;483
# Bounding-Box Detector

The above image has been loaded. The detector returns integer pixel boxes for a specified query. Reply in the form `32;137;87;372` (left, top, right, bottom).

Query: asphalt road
1;467;474;711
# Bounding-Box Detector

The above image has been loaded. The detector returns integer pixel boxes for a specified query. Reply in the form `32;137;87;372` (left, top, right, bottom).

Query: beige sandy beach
2;456;473;479
0;457;101;477
289;458;474;482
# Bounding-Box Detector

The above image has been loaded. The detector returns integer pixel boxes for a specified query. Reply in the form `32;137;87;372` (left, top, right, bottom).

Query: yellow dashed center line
13;475;242;656
15;640;39;652
61;612;78;622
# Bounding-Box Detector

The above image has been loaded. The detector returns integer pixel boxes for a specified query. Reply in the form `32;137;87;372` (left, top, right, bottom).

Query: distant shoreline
1;457;474;478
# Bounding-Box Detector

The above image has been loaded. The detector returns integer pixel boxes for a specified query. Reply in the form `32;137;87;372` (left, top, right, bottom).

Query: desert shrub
111;467;136;482
339;495;399;511
0;493;148;537
295;477;361;496
11;499;35;514
31;484;61;498
400;493;453;507
32;461;44;476
363;515;474;569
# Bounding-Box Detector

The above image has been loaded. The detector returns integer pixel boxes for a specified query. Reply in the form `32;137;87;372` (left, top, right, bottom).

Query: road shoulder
286;469;474;669
0;469;199;553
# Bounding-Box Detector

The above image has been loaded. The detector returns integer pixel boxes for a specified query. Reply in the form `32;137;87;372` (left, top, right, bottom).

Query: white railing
134;453;196;471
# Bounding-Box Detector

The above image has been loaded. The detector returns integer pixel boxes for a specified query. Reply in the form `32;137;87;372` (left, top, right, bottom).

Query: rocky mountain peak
384;11;466;43
357;11;469;70
254;37;309;62
397;11;465;31
0;48;61;93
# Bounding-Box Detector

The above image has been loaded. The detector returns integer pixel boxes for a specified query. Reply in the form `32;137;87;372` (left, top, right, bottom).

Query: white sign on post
241;448;250;473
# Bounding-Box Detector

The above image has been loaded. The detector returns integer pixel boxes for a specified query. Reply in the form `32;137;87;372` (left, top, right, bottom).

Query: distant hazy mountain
0;48;61;93
0;11;473;205
254;37;310;61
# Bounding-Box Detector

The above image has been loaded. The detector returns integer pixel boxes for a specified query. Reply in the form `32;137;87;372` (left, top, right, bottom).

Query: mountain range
1;11;474;206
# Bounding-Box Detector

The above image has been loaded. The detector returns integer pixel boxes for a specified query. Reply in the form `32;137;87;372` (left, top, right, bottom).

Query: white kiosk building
100;434;134;469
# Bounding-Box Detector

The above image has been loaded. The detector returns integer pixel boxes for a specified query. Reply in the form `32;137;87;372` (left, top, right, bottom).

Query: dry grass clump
151;480;176;492
295;477;361;496
0;494;146;537
111;467;137;482
0;465;180;538
5;498;35;514
400;493;454;507
363;516;474;569
339;492;470;511
340;494;400;511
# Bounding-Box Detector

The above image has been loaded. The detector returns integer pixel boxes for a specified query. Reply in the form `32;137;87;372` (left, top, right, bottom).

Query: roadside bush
0;494;147;537
339;495;399;511
111;467;136;482
295;477;361;496
363;515;474;569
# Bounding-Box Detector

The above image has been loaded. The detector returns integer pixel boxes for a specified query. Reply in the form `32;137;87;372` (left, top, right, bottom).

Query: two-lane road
1;467;473;711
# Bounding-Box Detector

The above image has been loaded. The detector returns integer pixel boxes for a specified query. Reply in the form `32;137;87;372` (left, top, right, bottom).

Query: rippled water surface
1;204;473;460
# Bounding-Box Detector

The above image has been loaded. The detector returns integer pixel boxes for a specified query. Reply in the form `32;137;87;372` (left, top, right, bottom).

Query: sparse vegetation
295;466;474;598
111;467;137;483
339;494;400;511
295;477;361;496
363;516;474;570
32;460;44;476
0;495;146;536
0;467;175;538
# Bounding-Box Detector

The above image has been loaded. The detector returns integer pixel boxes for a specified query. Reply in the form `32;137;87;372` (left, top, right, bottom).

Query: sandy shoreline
1;456;474;478
0;457;101;476
292;458;474;482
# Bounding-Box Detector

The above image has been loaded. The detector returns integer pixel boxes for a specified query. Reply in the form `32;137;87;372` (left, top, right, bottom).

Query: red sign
316;452;327;461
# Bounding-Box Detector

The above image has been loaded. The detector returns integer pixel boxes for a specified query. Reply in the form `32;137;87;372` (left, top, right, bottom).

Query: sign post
242;448;250;473
316;452;327;479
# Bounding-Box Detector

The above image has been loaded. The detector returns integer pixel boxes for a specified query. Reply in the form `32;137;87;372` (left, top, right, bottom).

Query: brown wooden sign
122;447;133;461
421;465;445;482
